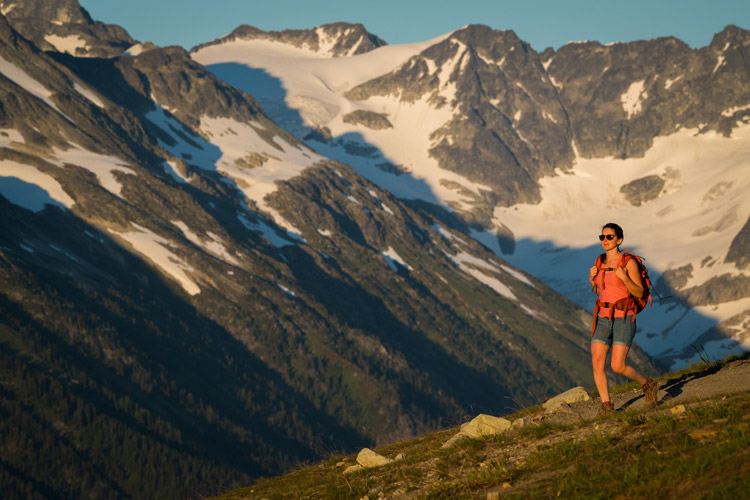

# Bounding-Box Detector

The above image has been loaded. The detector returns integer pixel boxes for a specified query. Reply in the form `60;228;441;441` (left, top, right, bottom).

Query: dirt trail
613;358;750;410
550;357;750;423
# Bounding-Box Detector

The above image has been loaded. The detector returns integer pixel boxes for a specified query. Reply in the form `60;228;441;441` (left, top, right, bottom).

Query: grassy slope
214;352;750;500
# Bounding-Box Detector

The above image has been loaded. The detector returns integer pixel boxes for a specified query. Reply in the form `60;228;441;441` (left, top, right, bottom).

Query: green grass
503;395;750;499
212;352;750;500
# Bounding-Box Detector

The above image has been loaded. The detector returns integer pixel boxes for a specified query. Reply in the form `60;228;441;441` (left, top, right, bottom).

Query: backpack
591;249;653;337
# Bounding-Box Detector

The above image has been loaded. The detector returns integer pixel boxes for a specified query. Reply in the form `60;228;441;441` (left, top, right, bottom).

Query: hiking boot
598;401;614;417
642;377;658;406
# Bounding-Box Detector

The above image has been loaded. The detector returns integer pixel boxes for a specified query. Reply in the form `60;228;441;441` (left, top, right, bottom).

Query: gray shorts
591;316;637;348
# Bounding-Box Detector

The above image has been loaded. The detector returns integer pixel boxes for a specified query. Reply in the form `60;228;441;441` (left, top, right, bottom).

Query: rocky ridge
0;0;134;57
344;25;575;214
192;22;386;57
543;25;750;158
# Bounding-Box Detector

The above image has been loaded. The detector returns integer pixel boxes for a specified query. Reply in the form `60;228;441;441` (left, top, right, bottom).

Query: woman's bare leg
591;342;611;402
610;344;647;385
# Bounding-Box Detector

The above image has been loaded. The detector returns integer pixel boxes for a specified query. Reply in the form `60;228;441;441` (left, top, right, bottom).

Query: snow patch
0;165;74;212
44;34;88;55
381;246;409;271
713;43;730;73
452;251;516;300
109;224;201;295
0;128;24;144
238;212;301;248
162;159;190;183
172;220;238;265
1;3;17;15
278;284;298;297
200;116;317;236
73;82;104;108
51;144;134;198
542;111;558;123
721;104;750;117
122;44;150;57
621;80;647;118
438;40;468;87
664;75;683;90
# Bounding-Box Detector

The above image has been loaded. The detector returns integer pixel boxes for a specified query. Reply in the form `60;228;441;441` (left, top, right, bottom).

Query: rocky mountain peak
343;22;573;211
113;44;271;131
0;0;135;58
1;0;91;25
191;21;386;57
450;24;525;55
709;24;750;50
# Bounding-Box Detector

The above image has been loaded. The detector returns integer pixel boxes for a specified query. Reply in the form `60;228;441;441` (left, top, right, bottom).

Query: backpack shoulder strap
619;249;640;268
595;253;606;268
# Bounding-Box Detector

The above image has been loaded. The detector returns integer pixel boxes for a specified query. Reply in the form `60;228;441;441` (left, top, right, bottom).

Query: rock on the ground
670;404;687;415
356;448;393;468
460;414;512;438
543;386;591;411
511;416;534;429
343;464;364;474
441;432;471;449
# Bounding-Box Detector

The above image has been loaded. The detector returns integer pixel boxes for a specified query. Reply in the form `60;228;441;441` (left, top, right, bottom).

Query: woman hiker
589;222;658;416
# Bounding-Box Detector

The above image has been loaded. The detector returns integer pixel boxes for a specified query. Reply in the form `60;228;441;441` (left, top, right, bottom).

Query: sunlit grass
212;353;750;500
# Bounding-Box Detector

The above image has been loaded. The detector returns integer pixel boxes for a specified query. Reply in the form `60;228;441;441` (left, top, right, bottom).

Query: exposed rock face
342;110;393;129
346;25;575;208
546;26;750;159
620;175;665;206
191;22;387;57
0;0;134;57
654;265;694;296
726;215;750;270
680;274;750;306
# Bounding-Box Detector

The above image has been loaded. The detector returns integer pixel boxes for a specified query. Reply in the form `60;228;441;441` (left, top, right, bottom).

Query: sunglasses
599;234;616;241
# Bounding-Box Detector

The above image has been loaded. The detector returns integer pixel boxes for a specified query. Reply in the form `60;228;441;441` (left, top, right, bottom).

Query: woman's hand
589;266;599;282
589;266;599;292
614;266;628;281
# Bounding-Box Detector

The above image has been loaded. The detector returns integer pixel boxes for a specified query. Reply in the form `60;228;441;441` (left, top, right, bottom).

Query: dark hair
602;222;624;240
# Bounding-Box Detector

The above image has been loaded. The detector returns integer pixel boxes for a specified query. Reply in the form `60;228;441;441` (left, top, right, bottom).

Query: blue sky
81;0;749;52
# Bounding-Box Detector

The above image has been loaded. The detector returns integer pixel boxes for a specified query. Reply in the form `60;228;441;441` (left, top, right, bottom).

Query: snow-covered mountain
0;7;632;498
192;23;750;369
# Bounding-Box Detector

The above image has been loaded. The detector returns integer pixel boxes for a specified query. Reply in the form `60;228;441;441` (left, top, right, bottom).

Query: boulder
511;416;534;429
356;448;393;468
343;464;364;474
460;414;512;438
543;387;591;411
441;432;470;449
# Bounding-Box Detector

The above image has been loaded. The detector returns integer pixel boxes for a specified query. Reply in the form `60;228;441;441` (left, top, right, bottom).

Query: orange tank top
595;254;631;318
